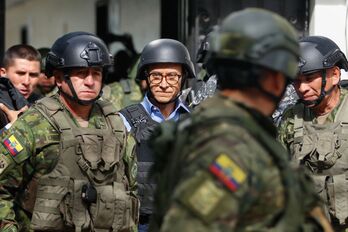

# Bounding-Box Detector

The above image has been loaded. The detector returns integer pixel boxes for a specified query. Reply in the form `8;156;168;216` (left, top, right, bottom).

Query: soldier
278;36;348;231
148;8;332;232
101;34;143;110
0;32;138;232
35;47;57;97
119;38;195;232
0;44;41;104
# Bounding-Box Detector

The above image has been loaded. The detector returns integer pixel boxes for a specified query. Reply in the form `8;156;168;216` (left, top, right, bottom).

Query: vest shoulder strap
293;103;305;139
120;103;157;130
34;97;65;132
334;94;348;122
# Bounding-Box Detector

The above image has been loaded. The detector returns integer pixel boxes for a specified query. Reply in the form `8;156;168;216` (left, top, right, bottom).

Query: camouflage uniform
0;94;138;231
278;88;348;230
149;93;326;232
101;80;143;110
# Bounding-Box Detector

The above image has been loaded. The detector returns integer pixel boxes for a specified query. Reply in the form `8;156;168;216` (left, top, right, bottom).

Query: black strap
120;104;158;131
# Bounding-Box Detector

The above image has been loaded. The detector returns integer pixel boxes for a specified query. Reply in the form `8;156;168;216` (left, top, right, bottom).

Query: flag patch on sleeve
209;153;246;192
3;135;23;156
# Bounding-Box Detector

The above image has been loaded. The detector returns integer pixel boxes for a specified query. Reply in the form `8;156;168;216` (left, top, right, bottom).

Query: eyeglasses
148;72;181;85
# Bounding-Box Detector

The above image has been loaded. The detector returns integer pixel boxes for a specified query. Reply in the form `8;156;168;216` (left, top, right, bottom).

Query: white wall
6;0;98;49
309;0;348;78
108;0;160;54
5;0;161;54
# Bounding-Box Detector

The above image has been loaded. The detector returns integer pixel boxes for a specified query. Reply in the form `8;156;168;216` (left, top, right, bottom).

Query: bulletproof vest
151;104;325;231
120;104;158;215
291;96;348;226
30;97;138;232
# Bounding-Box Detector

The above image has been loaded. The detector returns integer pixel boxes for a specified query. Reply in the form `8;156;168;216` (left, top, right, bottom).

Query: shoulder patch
3;135;23;156
209;153;246;192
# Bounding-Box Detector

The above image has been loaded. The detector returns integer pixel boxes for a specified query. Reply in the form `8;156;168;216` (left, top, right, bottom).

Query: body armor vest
291;95;348;227
120;104;158;216
30;97;138;232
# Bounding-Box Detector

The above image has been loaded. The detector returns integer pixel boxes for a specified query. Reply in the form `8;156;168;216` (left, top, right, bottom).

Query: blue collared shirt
120;94;190;132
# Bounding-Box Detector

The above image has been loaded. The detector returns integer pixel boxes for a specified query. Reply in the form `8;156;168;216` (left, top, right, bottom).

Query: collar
141;92;190;118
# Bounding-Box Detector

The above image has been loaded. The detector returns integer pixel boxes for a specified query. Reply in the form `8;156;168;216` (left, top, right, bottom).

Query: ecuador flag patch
209;153;246;192
4;135;23;156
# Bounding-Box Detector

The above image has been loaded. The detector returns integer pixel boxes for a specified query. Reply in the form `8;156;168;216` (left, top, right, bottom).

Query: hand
0;104;28;124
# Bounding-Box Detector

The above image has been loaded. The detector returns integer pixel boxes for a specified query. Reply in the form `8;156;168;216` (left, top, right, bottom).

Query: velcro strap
33;205;61;215
36;191;65;200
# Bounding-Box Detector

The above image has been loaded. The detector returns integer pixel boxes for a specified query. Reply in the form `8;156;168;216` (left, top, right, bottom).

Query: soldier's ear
331;66;341;86
0;67;7;77
53;70;63;87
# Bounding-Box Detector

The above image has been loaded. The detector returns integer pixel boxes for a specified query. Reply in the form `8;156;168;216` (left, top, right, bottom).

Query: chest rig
30;97;138;232
292;97;348;226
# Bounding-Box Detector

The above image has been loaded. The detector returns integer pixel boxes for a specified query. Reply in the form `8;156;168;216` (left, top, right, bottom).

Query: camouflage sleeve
0;110;36;229
123;132;137;192
277;106;295;150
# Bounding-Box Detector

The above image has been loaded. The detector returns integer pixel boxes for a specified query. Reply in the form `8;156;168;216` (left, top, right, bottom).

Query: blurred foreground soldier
0;44;41;104
278;36;348;231
0;32;138;232
119;38;195;232
149;8;332;232
35;47;57;97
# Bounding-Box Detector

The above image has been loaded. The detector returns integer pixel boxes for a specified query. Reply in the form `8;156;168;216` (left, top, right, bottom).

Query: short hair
2;44;41;68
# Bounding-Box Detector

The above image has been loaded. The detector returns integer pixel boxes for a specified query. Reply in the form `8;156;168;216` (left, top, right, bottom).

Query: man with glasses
119;38;195;232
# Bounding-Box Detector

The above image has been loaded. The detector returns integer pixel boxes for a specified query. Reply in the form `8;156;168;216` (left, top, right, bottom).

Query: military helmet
204;8;300;80
46;31;113;77
37;47;50;73
298;36;348;75
136;39;195;80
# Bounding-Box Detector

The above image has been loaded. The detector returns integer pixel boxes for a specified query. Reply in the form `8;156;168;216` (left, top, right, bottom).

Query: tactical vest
291;96;348;227
29;97;139;232
151;103;326;231
120;104;158;216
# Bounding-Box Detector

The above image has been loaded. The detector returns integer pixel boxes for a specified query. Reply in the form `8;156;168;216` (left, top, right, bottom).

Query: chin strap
299;70;334;107
60;71;102;106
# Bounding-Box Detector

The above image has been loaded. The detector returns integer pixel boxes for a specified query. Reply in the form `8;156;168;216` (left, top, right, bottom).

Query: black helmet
136;39;195;81
298;36;348;75
297;36;348;107
46;31;112;77
205;8;299;80
46;32;112;105
37;47;50;73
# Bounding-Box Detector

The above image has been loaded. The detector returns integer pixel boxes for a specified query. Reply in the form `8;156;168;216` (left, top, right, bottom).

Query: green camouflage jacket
0;95;137;231
101;80;143;110
149;93;324;232
278;88;348;150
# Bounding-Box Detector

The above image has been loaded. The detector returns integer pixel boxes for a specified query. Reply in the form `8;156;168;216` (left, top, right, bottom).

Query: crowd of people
0;7;347;232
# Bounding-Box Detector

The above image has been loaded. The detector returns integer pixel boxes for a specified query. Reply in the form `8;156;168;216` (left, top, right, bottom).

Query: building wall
6;0;98;49
5;0;160;53
309;0;348;78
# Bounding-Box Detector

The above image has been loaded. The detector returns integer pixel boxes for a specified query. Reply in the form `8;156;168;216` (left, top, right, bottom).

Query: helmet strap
300;70;334;107
60;70;102;106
